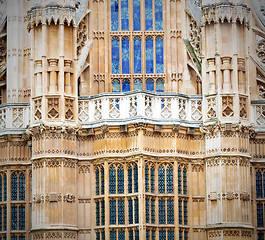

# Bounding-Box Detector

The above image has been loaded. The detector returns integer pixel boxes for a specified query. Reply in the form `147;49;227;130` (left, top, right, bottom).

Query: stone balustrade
252;100;265;131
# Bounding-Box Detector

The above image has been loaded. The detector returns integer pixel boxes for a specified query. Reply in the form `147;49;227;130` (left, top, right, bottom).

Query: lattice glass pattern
134;165;138;193
11;236;17;240
128;166;132;193
3;205;6;231
11;205;18;230
183;168;187;195
118;199;125;224
110;229;116;240
122;38;130;74
134;37;142;73
263;172;265;198
257;203;264;227
145;166;149;192
178;167;182;194
109;166;116;194
128;199;133;224
184;230;188;240
168;230;174;240
19;205;25;230
19;174;25;201
109;199;116;225
96;201;100;226
159;199;165;224
101;167;105;195
117;166;124;194
11;174;18;201
158;166;165;194
159;230;166;240
111;0;119;31
121;0;129;31
0;176;2;202
257;171;262;198
134;198;139;223
146;229;150;240
118;230;125;240
258;232;264;240
96;169;100;195
3;174;6;201
152;230;155;240
135;230;139;240
179;230;183;240
156;37;164;74
0;207;1;230
96;232;100;240
151;198;155;224
133;0;141;31
167;165;173;194
151;166;155;193
102;231;105;240
146;37;154;74
167;198;174;224
184;200;188;225
179;199;183;224
146;198;150;223
101;200;105;225
129;230;134;239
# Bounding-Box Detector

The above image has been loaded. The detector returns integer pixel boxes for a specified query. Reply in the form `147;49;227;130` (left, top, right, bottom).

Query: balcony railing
252;100;265;131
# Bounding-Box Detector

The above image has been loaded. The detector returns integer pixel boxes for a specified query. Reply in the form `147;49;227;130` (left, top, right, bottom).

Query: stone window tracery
109;164;124;194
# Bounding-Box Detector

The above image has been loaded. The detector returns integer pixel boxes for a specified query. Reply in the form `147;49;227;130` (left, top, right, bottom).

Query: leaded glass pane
184;231;188;240
118;199;125;225
152;230;156;240
179;230;183;240
112;37;120;74
121;0;129;31
134;79;142;90
112;79;120;93
101;167;105;195
129;230;134;239
134;198;139;223
263;173;265;198
146;79;154;92
117;166;124;194
102;231;105;240
101;200;105;225
133;0;141;31
145;166;149;192
0;176;2;202
96;169;100;195
111;0;119;31
178;167;182;194
122;38;130;74
128;199;133;224
3;205;6;231
0;207;2;230
96;201;100;226
151;198;155;224
145;0;153;30
258;232;264;240
156;79;164;92
167;165;173;194
19;174;25;201
146;229;150;240
11;205;17;230
184;200;188;225
118;230;125;240
110;229;117;240
179;200;182;225
146;37;154;74
96;232;100;240
257;203;264;227
168;230;175;240
135;230;139;240
156;37;164;74
11;174;18;201
134;165;138;193
128;166;133;193
158;166;165;194
159;199;165;224
134;37;142;73
11;236;17;240
167;198;174;224
155;0;163;30
109;166;116;194
19;236;25;240
19;205;25;230
183;168;187;195
159;230;166;240
151;166;155;193
109;199;116;225
3;174;6;201
146;198;150;223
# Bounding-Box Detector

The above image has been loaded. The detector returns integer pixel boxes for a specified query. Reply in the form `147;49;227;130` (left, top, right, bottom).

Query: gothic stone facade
0;0;265;239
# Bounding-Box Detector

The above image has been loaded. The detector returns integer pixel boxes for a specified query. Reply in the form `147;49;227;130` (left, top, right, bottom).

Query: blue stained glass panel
19;205;25;230
168;230;175;240
118;199;125;224
146;198;150;223
159;199;165;224
146;38;154;74
101;167;105;195
156;79;164;92
118;230;125;240
183;168;187;195
179;200;183;225
3;174;6;201
155;0;163;30
112;79;120;93
167;165;173;193
128;166;132;193
159;230;166;240
134;165;138;193
11;206;17;230
121;0;129;31
135;198;139;223
151;198;155;224
167;198;174;224
145;0;153;30
112;37;120;74
145;166;149;192
135;230;139;240
151;166;155;193
122;79;130;92
184;231;188;240
110;229;117;240
122;37;130;74
128;199;133;224
101;200;105;225
178;167;182;194
109;166;116;194
146;79;154;92
117;166;124;194
96;169;99;195
134;79;142;90
19;174;25;201
156;37;164;74
109;200;116;225
133;0;141;31
134;37;142;73
111;0;119;31
158;166;165;194
257;203;264;227
96;201;100;226
11;174;18;201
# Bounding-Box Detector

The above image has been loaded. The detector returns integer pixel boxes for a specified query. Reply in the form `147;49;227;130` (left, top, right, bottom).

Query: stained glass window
134;37;141;74
101;200;105;225
11;205;17;230
145;166;149;192
101;167;105;195
159;199;165;224
146;37;154;74
168;230;174;240
178;167;182;194
3;174;6;201
167;198;174;224
118;199;125;224
135;230;139;240
155;0;163;30
110;229;116;240
11;174;18;201
134;79;142;90
102;231;105;240
122;79;130;92
110;199;116;225
96;201;100;226
96;169;100;195
19;174;25;201
135;198;139;223
146;229;150;240
146;198;150;223
96;232;100;240
159;230;166;240
183;168;187;195
146;79;154;92
167;165;173;193
151;198;155;224
134;165;138;193
19;236;25;240
179;199;182;225
118;230;125;240
152;230;156;240
156;37;164;74
179;230;183;240
184;231;188;240
158;166;165;194
11;236;17;240
128;166;132;193
128;199;133;224
112;79;120;93
129;230;134;239
145;0;153;30
122;37;130;74
111;0;119;31
121;0;129;31
3;205;6;231
156;79;164;92
258;232;264;240
112;37;120;74
117;166;124;194
184;200;188;225
109;166;116;194
257;203;264;227
133;0;141;30
151;166;155;193
263;173;265;198
0;176;2;202
19;205;25;230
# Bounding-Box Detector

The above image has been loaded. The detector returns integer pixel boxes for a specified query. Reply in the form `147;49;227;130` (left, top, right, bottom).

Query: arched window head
146;79;154;92
112;79;120;93
122;79;130;92
134;79;142;90
156;79;164;92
